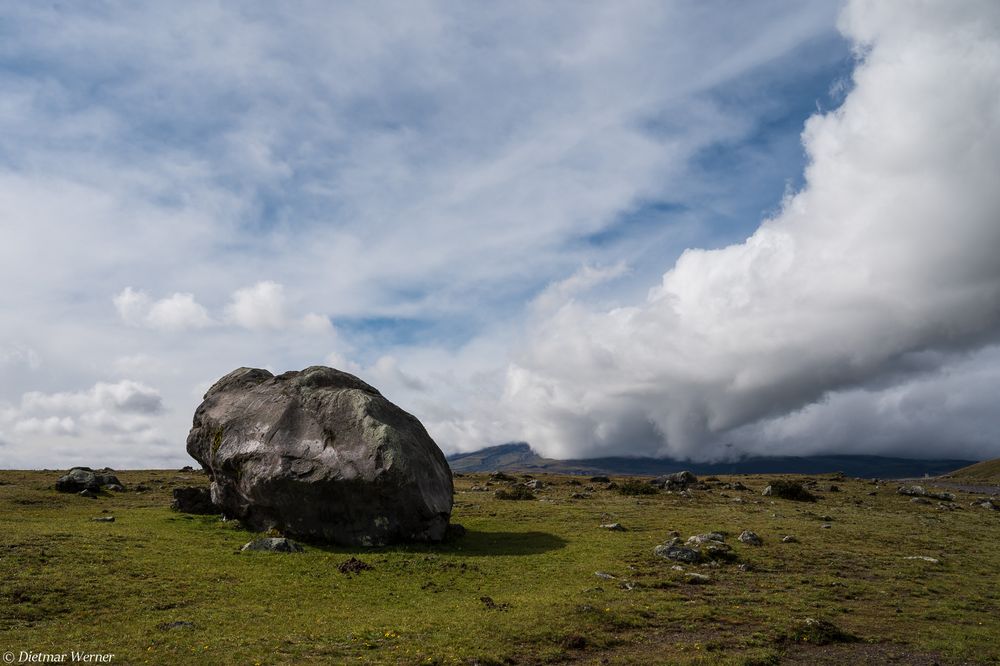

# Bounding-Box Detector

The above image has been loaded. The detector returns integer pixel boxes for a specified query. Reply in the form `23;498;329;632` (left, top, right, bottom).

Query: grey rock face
186;366;453;546
738;530;763;546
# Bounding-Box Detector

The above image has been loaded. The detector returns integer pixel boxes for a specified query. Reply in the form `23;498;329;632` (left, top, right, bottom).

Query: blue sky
1;1;999;468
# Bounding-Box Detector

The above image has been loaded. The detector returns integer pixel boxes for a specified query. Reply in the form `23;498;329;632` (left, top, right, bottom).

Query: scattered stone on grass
489;472;515;482
56;467;124;493
738;530;763;546
594;571;617;580
240;537;304;553
762;480;817;502
898;485;955;501
78;489;97;499
651;471;698;491
654;542;702;563
903;556;940;564
90;516;115;522
781;535;799;543
338;557;374;574
158;621;196;631
600;522;626;531
787;618;858;645
685;573;711;584
494;485;536;500
479;596;510;611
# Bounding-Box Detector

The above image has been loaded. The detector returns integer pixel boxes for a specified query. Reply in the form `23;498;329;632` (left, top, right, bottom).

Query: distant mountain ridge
446;442;976;479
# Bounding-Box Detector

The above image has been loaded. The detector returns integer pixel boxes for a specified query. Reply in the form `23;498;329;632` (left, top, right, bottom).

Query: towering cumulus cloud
504;0;1000;460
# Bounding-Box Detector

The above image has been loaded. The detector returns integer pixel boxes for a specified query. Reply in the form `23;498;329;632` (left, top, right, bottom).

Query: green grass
1;470;999;664
945;458;1000;483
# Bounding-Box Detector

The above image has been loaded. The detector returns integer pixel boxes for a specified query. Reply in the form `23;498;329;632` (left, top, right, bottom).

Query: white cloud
224;281;287;330
14;416;78;437
20;380;164;417
114;288;213;331
500;0;1000;460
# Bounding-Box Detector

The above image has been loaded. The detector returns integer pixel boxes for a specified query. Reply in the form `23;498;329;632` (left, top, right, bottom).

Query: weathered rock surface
55;467;123;493
186;366;454;546
171;487;217;514
240;537;304;553
651;471;698;490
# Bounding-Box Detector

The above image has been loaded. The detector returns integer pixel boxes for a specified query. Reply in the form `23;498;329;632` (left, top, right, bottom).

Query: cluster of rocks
55;467;125;497
650;471;703;491
971;497;1000;511
653;531;736;564
897;485;955;501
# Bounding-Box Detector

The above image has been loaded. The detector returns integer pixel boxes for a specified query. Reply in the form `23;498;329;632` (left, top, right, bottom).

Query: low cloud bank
500;0;1000;460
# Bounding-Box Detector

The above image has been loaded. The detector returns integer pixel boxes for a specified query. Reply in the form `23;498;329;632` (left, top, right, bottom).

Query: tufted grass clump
615;479;659;496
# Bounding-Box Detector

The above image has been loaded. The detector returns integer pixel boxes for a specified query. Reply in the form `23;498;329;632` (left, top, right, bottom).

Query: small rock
910;497;931;505
653;544;701;563
738;563;753;572
819;515;833;522
600;523;626;532
781;535;799;543
738;530;763;546
158;621;195;631
240;537;304;553
671;565;684;571
338;556;374;573
78;489;97;499
820;523;832;529
480;596;510;611
569;492;592;500
523;479;544;490
594;571;617;580
903;556;940;563
685;573;711;584
445;523;467;540
686;532;726;544
90;516;115;522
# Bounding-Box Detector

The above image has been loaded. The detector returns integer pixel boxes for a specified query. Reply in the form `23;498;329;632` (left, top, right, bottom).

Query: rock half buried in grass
187;366;453;546
787;618;858;645
240;537;304;553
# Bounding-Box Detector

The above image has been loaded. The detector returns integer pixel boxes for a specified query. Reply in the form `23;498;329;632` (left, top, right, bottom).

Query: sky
1;0;999;468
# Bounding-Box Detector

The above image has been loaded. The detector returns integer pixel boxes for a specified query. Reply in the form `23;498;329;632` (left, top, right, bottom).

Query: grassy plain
1;469;998;665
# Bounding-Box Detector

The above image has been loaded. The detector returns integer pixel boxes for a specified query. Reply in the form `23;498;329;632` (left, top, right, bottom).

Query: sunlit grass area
1;469;998;664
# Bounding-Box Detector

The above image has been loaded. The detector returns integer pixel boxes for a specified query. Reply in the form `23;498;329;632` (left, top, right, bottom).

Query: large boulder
186;366;454;546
